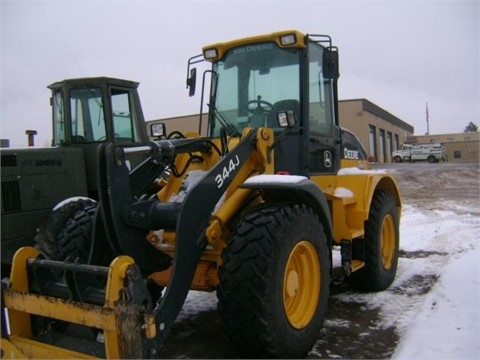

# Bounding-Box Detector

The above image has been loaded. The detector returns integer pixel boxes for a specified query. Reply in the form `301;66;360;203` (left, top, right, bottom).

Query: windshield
209;42;301;137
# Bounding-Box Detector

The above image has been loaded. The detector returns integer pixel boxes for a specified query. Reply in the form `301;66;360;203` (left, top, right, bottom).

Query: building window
464;136;471;141
446;137;454;142
379;129;386;162
454;150;462;159
394;134;399;150
387;132;392;161
369;125;377;161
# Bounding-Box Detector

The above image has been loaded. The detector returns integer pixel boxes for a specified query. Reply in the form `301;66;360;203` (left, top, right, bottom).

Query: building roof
340;98;414;133
413;132;479;142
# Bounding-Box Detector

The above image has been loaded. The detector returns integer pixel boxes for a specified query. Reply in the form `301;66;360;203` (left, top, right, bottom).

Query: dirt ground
157;161;480;359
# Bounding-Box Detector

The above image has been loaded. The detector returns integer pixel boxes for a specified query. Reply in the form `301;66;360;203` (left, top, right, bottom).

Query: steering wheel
167;131;186;139
246;96;273;115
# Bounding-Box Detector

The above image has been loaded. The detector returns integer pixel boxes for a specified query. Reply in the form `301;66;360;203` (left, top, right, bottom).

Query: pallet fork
1;247;155;359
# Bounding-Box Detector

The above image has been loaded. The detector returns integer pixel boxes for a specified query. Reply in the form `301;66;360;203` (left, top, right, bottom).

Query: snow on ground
393;246;480;359
176;198;480;359
333;200;480;359
392;202;480;359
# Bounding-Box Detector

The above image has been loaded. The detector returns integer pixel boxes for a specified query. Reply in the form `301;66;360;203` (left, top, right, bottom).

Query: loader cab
190;30;341;176
49;77;147;146
49;77;149;195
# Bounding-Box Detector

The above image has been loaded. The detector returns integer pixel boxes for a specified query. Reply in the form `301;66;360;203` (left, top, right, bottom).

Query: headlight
280;33;297;46
150;123;166;137
203;48;218;60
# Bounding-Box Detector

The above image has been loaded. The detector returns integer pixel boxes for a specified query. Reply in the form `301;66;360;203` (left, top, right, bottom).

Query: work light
280;33;297;46
203;48;218;60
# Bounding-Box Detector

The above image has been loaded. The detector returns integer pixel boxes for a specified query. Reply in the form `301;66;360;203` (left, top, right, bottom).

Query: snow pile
243;174;308;185
333;187;354;198
400;202;479;254
391;203;480;359
337;167;388;175
393;246;480;359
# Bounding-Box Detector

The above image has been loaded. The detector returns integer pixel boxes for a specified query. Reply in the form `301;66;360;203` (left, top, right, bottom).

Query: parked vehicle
1;77;149;270
392;143;445;163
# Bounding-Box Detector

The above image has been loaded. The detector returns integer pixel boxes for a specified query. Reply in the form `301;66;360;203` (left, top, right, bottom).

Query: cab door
307;42;338;175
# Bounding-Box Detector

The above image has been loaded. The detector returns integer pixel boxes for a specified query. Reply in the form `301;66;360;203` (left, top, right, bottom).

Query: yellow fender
315;170;401;243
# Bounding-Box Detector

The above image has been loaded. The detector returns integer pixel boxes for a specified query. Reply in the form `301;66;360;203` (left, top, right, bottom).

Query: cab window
308;43;333;135
52;91;65;145
70;87;106;142
111;88;141;143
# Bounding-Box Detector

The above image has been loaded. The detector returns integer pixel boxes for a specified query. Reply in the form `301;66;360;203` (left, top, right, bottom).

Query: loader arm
98;129;257;355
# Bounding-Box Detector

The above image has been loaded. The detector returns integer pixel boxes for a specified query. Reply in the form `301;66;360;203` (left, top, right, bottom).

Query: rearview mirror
186;68;197;97
323;48;339;80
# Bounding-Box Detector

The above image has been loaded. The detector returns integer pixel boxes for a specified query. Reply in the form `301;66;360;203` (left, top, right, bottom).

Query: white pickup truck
392;143;446;163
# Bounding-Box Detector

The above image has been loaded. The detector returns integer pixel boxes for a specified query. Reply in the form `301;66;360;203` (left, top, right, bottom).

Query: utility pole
425;102;430;135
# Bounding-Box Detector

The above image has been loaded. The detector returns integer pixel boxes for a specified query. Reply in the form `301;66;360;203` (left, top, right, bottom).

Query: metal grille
1;154;18;167
1;180;22;212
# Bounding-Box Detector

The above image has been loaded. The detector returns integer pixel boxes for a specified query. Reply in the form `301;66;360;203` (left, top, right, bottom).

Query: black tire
393;156;402;163
32;199;96;334
349;190;399;291
427;155;436;163
55;204;101;263
218;203;330;358
34;199;96;261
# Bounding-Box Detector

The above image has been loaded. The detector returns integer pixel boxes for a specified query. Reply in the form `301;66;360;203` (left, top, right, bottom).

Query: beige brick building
338;99;413;163
407;132;479;162
147;99;477;163
147;98;414;163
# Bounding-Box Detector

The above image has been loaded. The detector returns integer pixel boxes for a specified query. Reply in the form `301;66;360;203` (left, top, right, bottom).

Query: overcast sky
1;0;478;147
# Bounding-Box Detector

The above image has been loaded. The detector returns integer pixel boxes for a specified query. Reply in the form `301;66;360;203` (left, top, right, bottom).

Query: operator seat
71;135;86;143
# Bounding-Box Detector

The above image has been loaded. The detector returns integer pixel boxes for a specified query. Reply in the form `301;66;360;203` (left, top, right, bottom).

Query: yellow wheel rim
381;213;396;270
283;241;320;329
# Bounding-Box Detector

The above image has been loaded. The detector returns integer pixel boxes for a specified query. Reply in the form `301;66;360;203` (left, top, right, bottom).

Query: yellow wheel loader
1;30;401;358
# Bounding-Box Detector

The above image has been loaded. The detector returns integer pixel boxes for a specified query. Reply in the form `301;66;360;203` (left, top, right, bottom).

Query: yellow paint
203;30;306;62
283;241;320;329
3;249;145;359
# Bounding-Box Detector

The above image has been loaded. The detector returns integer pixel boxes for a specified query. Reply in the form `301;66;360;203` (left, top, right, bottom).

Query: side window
111;89;140;143
52;91;65;145
308;44;333;135
70;88;106;142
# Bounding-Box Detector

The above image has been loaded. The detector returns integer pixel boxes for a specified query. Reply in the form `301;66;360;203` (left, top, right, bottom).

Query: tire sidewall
348;190;400;292
269;209;330;355
218;203;331;358
373;194;400;281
